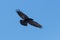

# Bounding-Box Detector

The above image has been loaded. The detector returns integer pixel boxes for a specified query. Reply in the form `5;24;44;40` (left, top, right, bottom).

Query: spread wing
16;10;28;19
29;20;42;28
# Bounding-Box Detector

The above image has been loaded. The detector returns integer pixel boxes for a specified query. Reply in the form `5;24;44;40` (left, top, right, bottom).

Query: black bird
16;9;42;28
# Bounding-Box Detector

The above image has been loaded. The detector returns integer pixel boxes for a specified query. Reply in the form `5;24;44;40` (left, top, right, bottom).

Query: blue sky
0;0;60;40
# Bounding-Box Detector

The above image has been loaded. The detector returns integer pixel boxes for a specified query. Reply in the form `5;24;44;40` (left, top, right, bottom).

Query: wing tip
16;9;23;16
16;9;20;13
36;25;42;28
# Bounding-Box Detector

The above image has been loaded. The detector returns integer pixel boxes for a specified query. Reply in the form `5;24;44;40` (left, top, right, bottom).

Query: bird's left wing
29;20;42;28
16;10;28;19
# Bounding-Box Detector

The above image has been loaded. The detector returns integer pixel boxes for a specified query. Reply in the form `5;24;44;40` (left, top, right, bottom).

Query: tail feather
20;20;27;26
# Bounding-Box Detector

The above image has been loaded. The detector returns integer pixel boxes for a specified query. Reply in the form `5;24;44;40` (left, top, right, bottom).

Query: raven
16;9;42;28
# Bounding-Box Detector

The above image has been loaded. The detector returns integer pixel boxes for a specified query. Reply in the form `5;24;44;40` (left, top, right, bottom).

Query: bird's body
16;9;42;28
20;18;33;26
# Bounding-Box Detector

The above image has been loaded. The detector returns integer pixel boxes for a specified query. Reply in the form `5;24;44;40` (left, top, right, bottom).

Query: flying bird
16;9;42;28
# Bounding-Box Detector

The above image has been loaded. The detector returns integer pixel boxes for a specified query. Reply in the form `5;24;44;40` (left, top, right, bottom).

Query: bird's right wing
16;10;28;19
29;20;42;28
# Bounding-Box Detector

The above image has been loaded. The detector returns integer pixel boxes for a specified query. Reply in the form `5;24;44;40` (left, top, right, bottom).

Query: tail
20;20;27;26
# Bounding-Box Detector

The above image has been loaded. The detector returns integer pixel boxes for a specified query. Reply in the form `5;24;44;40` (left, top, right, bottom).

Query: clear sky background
0;0;60;40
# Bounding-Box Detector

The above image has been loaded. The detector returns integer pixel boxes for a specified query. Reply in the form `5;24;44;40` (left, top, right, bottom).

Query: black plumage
16;9;42;28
